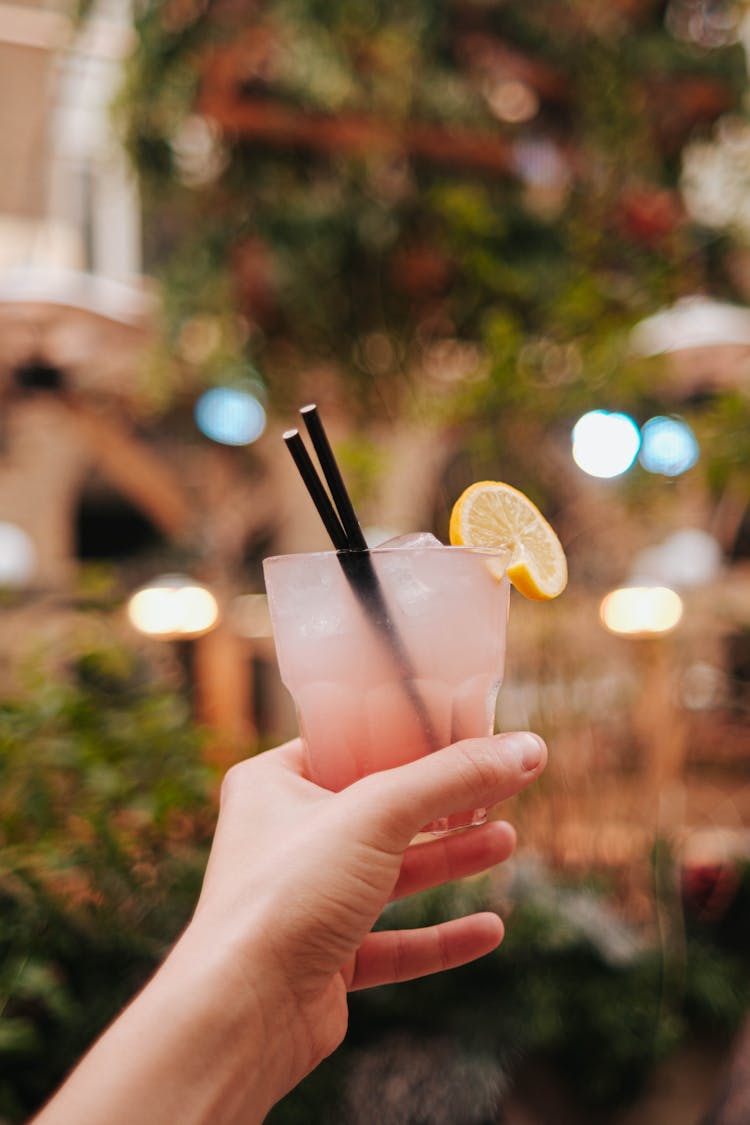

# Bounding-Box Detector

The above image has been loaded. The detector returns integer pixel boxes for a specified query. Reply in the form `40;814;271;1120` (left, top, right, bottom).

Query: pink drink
263;544;509;832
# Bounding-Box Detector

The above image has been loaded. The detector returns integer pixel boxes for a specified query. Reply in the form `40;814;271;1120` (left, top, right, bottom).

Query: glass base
422;806;488;836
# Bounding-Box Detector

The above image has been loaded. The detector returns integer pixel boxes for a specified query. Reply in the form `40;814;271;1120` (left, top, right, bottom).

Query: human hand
32;729;546;1125
185;730;547;1114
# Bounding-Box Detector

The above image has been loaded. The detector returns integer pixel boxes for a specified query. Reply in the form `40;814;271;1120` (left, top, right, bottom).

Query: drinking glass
263;544;510;832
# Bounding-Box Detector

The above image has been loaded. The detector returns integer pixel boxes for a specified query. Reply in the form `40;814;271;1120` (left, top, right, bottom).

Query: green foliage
0;649;217;1121
116;0;749;442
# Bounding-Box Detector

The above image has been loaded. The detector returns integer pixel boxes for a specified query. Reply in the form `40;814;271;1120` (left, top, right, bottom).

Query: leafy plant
0;648;218;1121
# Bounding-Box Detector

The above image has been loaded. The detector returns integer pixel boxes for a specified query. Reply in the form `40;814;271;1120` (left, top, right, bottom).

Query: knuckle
456;740;502;799
348;773;413;849
219;758;254;803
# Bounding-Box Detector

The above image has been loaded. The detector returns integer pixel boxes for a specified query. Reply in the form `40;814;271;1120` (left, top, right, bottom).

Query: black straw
283;429;348;551
300;404;368;551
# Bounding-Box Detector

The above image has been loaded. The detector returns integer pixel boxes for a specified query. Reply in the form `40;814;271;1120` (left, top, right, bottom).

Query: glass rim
263;545;511;566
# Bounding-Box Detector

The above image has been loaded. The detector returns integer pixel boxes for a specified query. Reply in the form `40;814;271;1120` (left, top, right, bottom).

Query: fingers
346;913;504;991
390;820;516;902
354;731;546;851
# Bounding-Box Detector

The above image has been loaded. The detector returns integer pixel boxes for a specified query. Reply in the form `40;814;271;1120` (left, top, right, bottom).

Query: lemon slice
449;480;567;600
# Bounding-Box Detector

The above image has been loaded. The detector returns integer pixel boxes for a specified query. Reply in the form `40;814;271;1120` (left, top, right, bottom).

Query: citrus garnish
449;480;567;600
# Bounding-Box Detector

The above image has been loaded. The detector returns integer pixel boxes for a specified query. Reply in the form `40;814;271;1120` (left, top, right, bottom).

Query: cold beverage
263;543;510;832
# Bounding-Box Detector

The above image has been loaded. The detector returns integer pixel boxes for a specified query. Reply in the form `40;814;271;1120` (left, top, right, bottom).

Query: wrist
177;903;348;1108
164;919;302;1121
35;920;300;1125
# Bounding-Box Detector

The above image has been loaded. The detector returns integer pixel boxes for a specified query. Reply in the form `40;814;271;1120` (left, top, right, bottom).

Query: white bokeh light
0;523;37;587
572;410;641;478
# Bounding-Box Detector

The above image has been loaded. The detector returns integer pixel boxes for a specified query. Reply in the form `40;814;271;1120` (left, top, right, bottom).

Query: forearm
32;925;295;1125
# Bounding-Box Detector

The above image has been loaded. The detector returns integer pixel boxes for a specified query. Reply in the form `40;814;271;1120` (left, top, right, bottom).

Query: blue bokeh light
639;416;699;476
195;387;266;446
571;410;641;478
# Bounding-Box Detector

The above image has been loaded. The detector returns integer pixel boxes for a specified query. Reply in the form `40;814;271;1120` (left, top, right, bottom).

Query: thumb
351;731;547;849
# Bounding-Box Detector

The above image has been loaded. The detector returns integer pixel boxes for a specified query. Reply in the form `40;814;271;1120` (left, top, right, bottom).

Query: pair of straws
283;404;368;554
282;404;437;745
283;404;391;635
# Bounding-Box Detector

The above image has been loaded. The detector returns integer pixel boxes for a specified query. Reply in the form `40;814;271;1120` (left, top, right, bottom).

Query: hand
33;729;546;1125
187;730;547;1111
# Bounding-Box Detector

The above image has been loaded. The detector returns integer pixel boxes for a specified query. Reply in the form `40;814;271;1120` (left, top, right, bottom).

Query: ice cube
379;531;443;549
375;533;443;616
300;607;346;638
280;559;347;637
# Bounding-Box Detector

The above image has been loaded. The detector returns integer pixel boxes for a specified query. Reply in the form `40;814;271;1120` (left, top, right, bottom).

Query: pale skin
32;729;547;1125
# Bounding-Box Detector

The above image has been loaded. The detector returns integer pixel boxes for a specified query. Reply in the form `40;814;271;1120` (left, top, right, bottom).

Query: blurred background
0;0;749;1121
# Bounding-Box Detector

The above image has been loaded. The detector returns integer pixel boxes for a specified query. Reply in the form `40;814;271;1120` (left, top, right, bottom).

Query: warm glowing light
194;387;266;446
600;586;683;637
485;80;539;123
0;522;36;587
572;410;641;478
127;574;220;639
639;416;699;476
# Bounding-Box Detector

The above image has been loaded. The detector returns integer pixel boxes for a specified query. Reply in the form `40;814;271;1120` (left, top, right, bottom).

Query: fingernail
513;732;545;772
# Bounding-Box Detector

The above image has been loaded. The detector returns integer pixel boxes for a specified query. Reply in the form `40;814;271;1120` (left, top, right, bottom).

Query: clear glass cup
263;544;510;833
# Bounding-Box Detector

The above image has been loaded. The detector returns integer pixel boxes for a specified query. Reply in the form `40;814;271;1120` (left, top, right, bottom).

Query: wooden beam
197;39;515;174
198;90;515;173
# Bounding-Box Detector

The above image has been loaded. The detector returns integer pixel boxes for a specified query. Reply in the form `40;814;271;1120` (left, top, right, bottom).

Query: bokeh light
572;410;641;478
680;662;726;711
630;528;721;589
600;586;683;637
0;522;37;587
194;387;266;446
127;574;220;639
639;416;699;476
170;114;227;187
630;295;750;352
485;80;539;123
665;0;739;49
